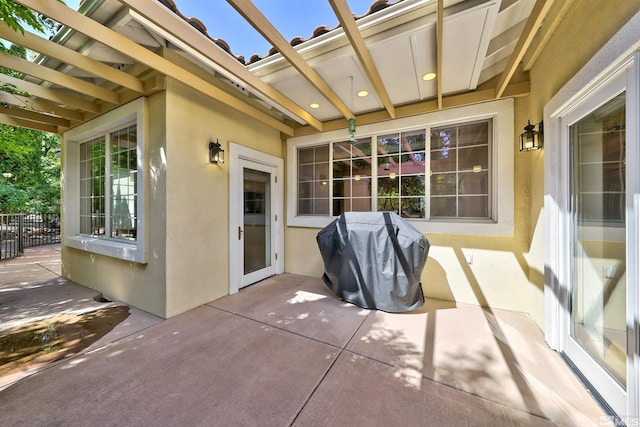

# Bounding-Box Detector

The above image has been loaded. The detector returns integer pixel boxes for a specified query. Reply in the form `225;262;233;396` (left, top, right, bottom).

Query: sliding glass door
550;51;640;418
567;90;628;415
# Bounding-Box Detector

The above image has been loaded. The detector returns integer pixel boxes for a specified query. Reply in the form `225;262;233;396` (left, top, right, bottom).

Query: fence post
18;214;24;255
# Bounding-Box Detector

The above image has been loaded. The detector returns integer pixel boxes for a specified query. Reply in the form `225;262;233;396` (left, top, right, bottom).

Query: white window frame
287;99;514;236
63;98;147;263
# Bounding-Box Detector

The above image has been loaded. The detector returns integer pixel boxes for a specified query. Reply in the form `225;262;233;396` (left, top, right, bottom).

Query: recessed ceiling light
422;72;437;81
357;90;369;97
309;103;320;109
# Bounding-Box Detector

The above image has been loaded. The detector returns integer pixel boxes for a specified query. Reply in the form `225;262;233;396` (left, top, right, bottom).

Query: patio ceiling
0;0;554;136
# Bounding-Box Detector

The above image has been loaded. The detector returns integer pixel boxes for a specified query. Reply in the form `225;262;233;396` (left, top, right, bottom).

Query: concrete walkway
0;245;605;426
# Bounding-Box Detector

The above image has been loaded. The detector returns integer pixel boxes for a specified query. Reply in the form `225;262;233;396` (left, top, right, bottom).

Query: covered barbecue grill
316;212;429;312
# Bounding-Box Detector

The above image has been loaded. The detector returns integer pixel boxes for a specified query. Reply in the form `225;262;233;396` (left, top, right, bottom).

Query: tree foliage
0;122;61;213
0;0;60;34
0;40;61;213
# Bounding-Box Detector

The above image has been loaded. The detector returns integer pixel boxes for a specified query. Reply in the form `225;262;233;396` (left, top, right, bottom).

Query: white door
560;62;638;418
229;143;284;294
240;162;276;287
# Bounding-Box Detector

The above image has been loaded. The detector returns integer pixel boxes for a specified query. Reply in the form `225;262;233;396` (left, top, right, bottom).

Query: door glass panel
571;92;626;386
243;169;271;275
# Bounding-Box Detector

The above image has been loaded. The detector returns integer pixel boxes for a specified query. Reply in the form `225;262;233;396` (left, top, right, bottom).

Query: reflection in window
295;119;493;221
110;125;137;240
571;92;626;225
297;145;329;215
430;120;490;218
80;137;106;236
333;138;372;215
570;92;627;386
377;129;426;218
79;124;137;241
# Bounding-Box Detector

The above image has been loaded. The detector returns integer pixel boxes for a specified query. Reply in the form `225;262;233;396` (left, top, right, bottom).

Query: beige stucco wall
526;0;640;245
62;92;168;317
523;0;640;327
61;75;283;318
163;78;282;318
285;1;640;331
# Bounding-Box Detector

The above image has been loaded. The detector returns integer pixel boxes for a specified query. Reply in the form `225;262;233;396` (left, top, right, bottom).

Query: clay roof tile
186;18;207;35
157;0;403;66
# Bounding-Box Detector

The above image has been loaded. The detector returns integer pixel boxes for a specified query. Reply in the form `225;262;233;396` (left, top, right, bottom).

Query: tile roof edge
158;0;404;66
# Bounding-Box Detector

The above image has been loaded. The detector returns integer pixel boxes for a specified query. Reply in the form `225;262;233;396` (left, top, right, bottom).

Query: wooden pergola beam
0;22;145;94
2;105;71;127
436;0;444;110
329;0;395;119
227;0;354;120
0;50;120;104
0;113;59;133
0;73;101;114
495;0;554;98
15;0;294;135
0;91;85;122
123;0;323;131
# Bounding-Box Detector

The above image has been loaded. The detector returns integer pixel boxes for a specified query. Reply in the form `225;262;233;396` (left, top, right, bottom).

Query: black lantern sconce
519;120;543;151
209;139;224;164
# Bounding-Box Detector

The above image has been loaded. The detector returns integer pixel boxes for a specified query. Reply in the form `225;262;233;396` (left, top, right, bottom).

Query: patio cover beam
0;113;59;133
121;0;323;131
436;0;443;110
0;91;85;122
0;22;145;94
0;50;120;104
521;0;577;71
0;73;101;114
1;105;71;128
15;0;294;136
329;0;396;119
495;0;554;98
227;0;355;121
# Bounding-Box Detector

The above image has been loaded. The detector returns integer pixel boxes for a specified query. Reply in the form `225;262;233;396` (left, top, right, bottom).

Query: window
79;125;138;240
570;92;626;226
295;121;490;220
297;145;329;215
377;130;426;218
333;138;372;214
64;98;146;263
430;120;490;218
287;99;514;235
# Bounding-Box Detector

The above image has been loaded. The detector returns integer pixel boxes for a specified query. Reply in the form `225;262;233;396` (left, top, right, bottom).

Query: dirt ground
0;305;130;379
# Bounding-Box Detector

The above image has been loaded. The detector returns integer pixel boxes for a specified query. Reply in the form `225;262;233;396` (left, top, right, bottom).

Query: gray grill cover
316;212;429;312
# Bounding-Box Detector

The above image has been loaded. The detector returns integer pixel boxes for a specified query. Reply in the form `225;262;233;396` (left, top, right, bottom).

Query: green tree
0;40;61;213
0;122;61;213
0;0;59;34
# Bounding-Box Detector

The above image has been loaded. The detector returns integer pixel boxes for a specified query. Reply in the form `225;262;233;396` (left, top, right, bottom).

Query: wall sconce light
519;120;543;151
209;140;224;164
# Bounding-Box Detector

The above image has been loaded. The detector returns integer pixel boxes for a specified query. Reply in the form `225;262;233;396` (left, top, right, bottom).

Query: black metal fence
0;213;61;261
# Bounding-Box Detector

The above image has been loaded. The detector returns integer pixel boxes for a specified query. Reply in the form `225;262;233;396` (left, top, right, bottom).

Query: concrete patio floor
0;245;606;426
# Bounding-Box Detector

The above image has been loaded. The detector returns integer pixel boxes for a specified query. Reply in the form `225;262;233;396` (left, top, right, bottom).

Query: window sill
287;215;513;236
65;235;146;264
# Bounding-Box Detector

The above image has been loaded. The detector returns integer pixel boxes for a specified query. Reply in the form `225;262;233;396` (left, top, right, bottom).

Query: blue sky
11;0;379;60
172;0;379;59
18;0;375;60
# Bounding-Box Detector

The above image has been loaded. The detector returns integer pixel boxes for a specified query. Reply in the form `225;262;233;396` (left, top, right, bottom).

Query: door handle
238;226;243;240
